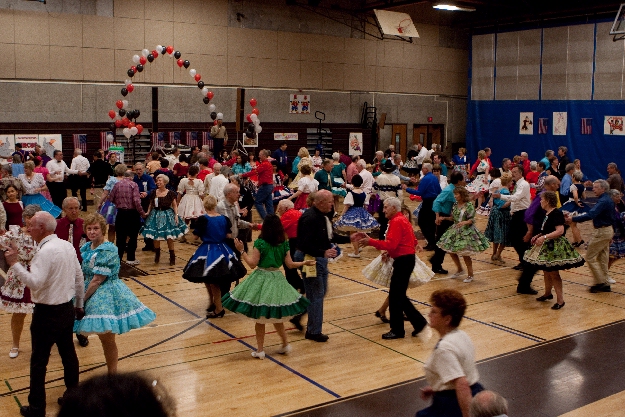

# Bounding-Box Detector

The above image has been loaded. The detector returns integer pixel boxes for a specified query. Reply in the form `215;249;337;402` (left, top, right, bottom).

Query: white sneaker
126;260;140;265
9;348;18;358
348;253;361;258
450;271;465;279
463;276;474;283
251;350;265;359
607;277;616;284
276;344;292;355
415;325;432;343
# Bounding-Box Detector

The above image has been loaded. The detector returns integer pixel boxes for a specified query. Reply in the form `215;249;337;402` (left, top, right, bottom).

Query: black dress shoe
289;315;304;331
536;294;553;301
517;287;538;295
375;311;390;323
305;332;329;342
551;302;565;310
77;334;89;347
141;246;154;252
382;331;405;340
590;284;611;293
206;309;225;319
206;304;216;314
20;406;45;417
512;263;524;270
432;268;448;275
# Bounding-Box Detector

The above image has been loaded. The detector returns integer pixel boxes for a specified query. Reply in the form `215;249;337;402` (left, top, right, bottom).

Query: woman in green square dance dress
436;187;490;283
222;214;314;359
74;213;156;374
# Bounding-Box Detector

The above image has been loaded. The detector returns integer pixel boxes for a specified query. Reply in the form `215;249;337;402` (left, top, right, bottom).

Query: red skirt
293;193;310;210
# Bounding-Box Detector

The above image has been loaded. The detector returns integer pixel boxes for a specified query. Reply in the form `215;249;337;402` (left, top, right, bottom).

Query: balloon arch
105;45;263;145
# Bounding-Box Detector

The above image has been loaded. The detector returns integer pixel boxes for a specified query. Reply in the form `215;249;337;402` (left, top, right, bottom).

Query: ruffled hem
221;292;309;322
1;300;34;314
74;305;156;335
523;256;586;271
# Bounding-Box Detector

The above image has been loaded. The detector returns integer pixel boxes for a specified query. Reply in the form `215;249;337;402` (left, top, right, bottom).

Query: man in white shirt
209;164;229;202
165;146;181;167
5;211;84;417
356;159;374;205
416;143;429;168
493;165;531;269
69;149;91;212
46;150;78;211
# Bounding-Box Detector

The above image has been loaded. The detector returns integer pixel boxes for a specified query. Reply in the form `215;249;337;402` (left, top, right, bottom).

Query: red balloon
127;84;134;93
194;74;201;82
152;50;159;58
246;114;252;123
122;117;129;126
252;108;260;116
128;122;136;128
136;124;144;134
207;91;214;100
139;56;147;65
166;45;174;54
108;110;116;119
115;119;123;127
249;98;257;107
177;59;184;68
116;100;123;109
214;120;218;126
130;66;137;73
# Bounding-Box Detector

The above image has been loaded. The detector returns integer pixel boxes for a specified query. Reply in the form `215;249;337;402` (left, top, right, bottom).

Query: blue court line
130;277;341;399
329;271;544;343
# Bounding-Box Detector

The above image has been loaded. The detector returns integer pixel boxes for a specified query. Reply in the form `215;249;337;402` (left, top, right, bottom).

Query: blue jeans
254;183;274;219
295;251;328;335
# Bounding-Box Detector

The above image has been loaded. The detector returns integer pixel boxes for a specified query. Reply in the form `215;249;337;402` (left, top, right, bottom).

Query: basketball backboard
374;9;419;40
610;3;625;40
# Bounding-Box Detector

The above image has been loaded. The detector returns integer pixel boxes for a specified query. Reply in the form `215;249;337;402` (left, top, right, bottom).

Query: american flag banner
151;132;164;149
201;131;213;150
538;118;548;134
581;118;592;135
186;131;198;148
73;134;87;154
169;131;181;145
100;131;113;151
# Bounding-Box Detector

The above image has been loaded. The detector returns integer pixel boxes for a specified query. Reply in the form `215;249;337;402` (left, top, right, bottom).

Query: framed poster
348;132;363;156
0;135;14;158
244;133;258;147
274;133;298;141
38;134;63;156
289;94;310;114
553;112;567;135
519;112;533;135
605;116;625;135
15;134;39;151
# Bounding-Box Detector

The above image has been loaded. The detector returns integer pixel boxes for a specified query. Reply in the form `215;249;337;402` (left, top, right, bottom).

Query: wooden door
392;124;407;158
413;124;445;150
412;125;427;149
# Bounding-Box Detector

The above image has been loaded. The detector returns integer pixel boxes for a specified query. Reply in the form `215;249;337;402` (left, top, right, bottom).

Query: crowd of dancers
1;140;622;417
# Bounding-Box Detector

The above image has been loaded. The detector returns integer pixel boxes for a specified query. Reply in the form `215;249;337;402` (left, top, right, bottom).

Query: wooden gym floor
1;196;625;417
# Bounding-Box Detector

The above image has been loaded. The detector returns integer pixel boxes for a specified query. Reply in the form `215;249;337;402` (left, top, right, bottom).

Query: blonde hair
500;172;513;187
203;194;218;211
298;147;310;158
83;213;107;234
477;150;486;160
24;161;35;171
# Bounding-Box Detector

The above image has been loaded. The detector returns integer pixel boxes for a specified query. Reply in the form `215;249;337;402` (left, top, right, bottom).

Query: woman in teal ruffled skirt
74;213;156;373
222;214;314;359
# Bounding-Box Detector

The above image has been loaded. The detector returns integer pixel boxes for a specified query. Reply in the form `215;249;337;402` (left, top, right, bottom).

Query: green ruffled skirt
222;268;310;323
523;237;585;271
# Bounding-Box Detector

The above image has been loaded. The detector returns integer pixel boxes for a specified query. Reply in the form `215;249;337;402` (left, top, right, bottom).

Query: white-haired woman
141;174;188;265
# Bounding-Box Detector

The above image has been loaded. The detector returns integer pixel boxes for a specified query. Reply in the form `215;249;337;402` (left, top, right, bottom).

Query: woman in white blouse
19;161;61;218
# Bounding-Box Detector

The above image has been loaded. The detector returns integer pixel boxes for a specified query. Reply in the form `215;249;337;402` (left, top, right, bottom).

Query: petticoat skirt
362;254;434;288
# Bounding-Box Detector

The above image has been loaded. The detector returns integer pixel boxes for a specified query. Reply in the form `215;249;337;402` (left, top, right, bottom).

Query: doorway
391;124;407;158
412;124;445;150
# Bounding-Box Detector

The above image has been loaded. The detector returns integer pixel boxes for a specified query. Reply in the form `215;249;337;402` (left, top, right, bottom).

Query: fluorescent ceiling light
433;3;475;12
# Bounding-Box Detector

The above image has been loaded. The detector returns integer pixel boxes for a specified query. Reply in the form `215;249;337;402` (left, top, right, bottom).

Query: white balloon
123;128;131;138
125;79;132;86
255;125;262;134
132;55;140;64
189;69;197;77
156;45;163;52
216;112;223;120
250;113;258;122
201;87;209;96
130;127;138;136
208;104;216;112
106;134;115;142
122;100;129;108
142;49;149;57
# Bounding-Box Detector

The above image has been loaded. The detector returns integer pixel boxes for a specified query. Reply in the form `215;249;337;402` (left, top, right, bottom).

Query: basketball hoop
397;18;412;35
610;3;625;41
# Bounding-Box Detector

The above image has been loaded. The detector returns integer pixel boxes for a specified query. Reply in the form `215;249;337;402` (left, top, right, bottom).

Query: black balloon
121;88;128;97
147;54;154;62
183;60;190;69
119;109;126;117
134;109;140;118
203;97;209;104
161;46;167;54
174;51;181;59
127;69;135;77
136;64;144;72
210;111;217;120
197;81;204;89
245;131;255;139
126;110;134;119
248;123;255;131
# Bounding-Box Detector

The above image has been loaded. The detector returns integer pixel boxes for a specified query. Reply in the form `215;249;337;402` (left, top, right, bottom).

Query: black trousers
377;201;389;240
70;175;90;210
29;302;79;412
213;138;224;158
47;181;66;212
418;198;437;247
510;210;528;262
430;219;454;269
389;254;427;336
115;209;141;261
284;237;304;293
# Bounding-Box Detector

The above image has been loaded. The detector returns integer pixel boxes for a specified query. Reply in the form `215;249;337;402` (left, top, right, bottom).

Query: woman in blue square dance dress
74;213;156;374
524;191;585;310
334;174;379;257
141;174;188;266
18;161;61;218
484;172;512;263
222;214;313;359
182;195;240;319
437;187;490;283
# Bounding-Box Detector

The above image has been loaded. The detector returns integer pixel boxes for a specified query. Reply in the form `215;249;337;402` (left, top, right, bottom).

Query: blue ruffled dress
334;190;380;234
74;242;156;335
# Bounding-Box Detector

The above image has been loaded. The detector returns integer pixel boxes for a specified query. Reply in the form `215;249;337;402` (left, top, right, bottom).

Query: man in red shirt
251;149;274;219
360;197;428;340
